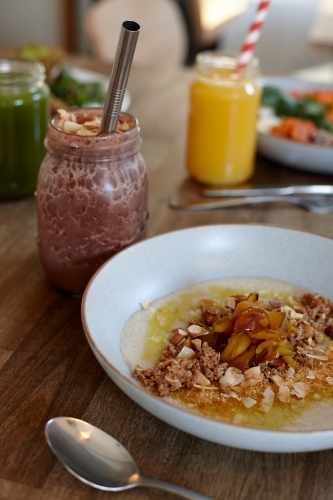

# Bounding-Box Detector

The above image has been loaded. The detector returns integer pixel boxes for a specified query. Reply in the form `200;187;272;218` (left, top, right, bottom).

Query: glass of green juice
0;59;50;198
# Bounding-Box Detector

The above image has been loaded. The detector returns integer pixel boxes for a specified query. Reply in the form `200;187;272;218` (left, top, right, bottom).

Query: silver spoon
169;195;333;214
45;417;212;500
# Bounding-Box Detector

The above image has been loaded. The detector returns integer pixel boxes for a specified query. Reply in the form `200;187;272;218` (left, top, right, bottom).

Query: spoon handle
139;476;213;500
169;195;301;211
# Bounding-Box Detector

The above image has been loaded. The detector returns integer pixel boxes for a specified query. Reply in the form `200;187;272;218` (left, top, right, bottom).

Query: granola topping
133;290;333;426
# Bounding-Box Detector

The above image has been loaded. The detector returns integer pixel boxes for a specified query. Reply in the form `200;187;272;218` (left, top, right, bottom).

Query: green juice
0;63;50;198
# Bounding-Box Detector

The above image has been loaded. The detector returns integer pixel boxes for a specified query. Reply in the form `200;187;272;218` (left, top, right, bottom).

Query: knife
201;184;333;197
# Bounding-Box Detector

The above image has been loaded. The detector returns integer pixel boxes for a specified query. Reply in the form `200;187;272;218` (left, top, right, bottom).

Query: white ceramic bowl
257;77;333;174
82;224;333;453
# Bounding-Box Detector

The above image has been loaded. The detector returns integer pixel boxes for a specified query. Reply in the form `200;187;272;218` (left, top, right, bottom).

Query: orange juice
186;53;261;185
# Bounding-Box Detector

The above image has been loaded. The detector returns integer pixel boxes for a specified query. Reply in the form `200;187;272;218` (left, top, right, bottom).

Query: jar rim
195;51;260;80
46;108;142;159
0;58;45;86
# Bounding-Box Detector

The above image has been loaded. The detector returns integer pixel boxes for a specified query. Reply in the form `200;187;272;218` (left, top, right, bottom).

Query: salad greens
261;86;333;132
50;66;106;107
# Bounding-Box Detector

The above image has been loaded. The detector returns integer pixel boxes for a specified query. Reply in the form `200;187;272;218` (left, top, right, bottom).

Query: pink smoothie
36;109;148;294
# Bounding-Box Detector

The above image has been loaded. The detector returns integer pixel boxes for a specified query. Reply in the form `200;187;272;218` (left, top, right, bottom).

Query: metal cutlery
169;195;333;214
45;417;212;500
201;184;333;198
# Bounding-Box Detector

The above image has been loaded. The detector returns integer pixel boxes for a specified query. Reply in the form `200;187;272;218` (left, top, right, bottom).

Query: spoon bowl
45;417;211;500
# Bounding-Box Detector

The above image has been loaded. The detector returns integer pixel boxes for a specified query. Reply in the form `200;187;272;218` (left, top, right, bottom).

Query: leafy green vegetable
50;66;105;107
261;86;282;108
261;86;333;132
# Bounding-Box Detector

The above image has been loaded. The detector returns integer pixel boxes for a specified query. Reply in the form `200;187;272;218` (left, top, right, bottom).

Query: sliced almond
192;369;210;387
286;367;295;379
141;301;150;310
177;346;196;360
187;324;209;338
76;128;98;136
244;366;262;381
191;338;202;351
63;121;84;134
271;374;284;387
291;382;310;399
278;385;290;403
170;328;188;346
241;397;257;408
306;370;316;379
233;413;248;425
220;391;240;401
225;297;236;309
219;367;245;387
260;387;275;413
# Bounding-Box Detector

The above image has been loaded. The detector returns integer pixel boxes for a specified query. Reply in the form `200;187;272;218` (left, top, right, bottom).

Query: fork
169;195;333;214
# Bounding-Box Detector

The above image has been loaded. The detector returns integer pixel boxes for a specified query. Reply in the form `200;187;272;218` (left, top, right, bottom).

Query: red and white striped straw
235;0;271;72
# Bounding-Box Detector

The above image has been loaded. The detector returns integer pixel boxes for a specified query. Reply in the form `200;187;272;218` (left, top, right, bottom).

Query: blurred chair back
85;0;188;67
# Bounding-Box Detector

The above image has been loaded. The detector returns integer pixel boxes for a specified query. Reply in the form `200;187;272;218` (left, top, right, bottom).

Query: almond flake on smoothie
55;108;134;136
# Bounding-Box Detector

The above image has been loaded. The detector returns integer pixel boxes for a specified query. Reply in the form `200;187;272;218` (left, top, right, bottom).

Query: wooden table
1;56;333;500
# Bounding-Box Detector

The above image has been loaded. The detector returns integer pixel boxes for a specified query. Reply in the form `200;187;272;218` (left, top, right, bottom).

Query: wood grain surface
1;55;333;500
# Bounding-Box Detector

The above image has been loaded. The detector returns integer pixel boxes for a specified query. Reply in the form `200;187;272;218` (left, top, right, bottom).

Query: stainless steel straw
101;20;140;133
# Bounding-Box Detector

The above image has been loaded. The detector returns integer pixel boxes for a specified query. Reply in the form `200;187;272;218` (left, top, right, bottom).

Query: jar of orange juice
185;52;261;186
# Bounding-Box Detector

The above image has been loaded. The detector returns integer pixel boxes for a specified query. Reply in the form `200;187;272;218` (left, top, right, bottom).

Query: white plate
82;224;333;453
257;77;333;174
69;67;131;111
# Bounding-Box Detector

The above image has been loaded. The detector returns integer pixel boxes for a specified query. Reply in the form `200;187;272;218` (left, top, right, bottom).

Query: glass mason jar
0;58;50;198
36;109;148;295
185;52;262;186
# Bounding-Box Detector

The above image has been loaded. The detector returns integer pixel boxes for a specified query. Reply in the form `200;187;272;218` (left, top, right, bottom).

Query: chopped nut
170;329;188;346
219;367;245;387
241;397;257;408
244;366;262;381
177;346;196;360
141;301;150;310
193;369;210;387
63;121;83;134
271;374;285;386
290;310;304;320
233;413;248;425
260;387;275;413
187;324;209;338
191;338;202;351
291;382;310;399
306;370;316;379
286;367;295;379
76;128;97;136
225;297;236;309
278;385;290;403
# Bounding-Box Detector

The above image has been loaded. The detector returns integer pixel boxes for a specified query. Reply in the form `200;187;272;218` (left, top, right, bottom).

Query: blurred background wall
0;0;331;75
0;0;62;46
